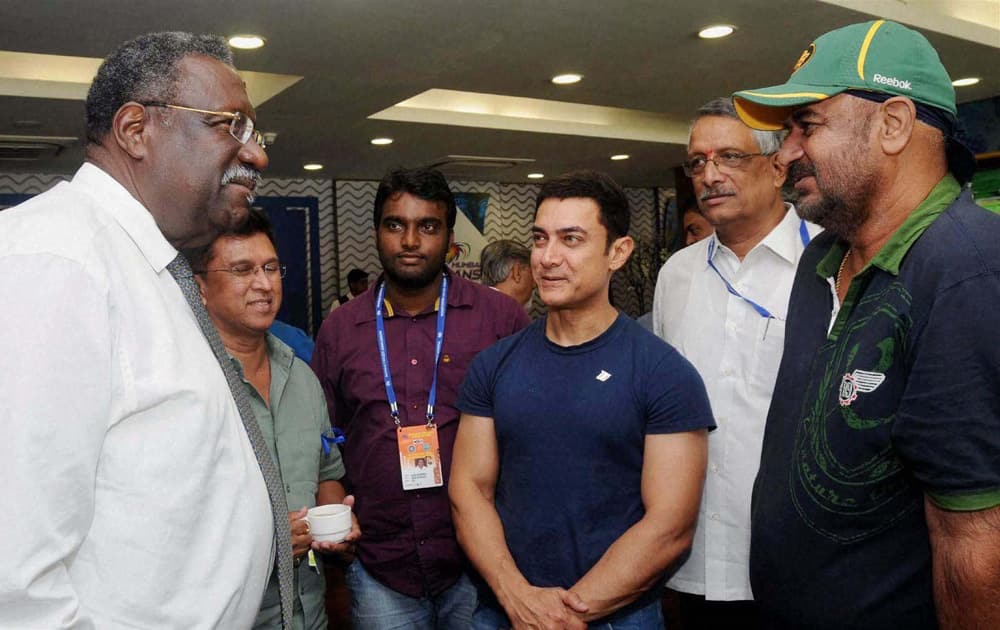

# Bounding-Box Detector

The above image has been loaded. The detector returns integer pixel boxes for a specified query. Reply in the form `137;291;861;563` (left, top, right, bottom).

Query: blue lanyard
706;219;811;319
375;276;449;427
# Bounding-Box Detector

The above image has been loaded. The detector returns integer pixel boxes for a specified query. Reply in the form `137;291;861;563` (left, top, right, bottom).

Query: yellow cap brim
732;85;841;130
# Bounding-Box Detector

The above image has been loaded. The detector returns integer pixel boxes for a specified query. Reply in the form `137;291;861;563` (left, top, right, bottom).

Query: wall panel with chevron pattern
334;180;380;310
610;188;656;317
0;173;70;196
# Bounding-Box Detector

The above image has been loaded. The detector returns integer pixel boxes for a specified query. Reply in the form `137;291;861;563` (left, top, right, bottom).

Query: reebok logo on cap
872;73;912;90
732;20;958;131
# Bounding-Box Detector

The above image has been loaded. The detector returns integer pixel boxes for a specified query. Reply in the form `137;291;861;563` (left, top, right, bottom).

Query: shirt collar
706;203;805;267
228;333;294;404
266;332;296;371
354;267;471;323
815;174;961;279
74;162;178;273
757;203;807;266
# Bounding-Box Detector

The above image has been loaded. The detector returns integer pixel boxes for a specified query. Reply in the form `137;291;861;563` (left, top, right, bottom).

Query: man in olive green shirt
195;209;359;629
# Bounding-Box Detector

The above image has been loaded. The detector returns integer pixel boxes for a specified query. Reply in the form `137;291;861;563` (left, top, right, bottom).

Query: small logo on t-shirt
595;370;612;382
838;369;886;406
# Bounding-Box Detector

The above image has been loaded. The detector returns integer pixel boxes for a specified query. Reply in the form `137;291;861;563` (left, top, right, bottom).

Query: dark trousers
662;590;762;630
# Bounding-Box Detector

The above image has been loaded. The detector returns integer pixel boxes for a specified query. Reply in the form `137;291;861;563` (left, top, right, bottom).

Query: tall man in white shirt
0;32;277;628
652;97;819;628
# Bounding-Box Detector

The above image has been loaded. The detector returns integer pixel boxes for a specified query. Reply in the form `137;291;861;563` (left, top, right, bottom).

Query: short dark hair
535;170;630;248
682;204;702;218
85;32;234;144
480;239;530;287
347;268;368;284
191;208;276;272
373;167;457;230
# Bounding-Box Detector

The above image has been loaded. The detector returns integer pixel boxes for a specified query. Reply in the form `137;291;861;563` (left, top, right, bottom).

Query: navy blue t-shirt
458;313;714;620
751;185;1000;629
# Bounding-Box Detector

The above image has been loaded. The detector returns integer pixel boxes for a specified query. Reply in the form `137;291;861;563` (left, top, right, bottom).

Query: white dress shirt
653;206;820;601
0;163;273;629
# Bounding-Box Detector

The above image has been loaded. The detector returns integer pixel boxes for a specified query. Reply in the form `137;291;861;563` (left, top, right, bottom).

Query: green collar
817;174;961;280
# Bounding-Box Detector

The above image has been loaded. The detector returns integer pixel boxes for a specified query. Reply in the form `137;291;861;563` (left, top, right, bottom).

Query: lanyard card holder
397;424;443;490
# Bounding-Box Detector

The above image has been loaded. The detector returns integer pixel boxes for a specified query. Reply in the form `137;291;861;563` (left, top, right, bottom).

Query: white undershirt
826;276;842;335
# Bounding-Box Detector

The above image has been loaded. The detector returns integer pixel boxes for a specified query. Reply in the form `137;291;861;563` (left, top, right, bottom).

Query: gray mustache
699;186;735;201
221;165;262;189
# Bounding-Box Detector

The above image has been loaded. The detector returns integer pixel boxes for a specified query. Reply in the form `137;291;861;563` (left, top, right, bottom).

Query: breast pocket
752;317;786;395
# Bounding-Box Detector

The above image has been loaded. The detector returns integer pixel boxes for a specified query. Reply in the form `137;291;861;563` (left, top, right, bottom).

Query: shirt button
710;464;719;473
711;513;720;520
419;539;426;545
410;358;419;365
412;403;419;410
722;368;734;377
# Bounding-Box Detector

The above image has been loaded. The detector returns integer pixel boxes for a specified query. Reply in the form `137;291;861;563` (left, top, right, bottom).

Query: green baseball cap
732;20;957;131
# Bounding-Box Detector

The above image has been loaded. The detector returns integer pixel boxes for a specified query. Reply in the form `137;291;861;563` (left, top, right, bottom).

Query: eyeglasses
682;151;767;177
142;102;266;149
198;262;287;280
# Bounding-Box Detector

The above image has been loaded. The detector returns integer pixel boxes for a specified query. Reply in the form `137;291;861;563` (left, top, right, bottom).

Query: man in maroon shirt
312;167;530;629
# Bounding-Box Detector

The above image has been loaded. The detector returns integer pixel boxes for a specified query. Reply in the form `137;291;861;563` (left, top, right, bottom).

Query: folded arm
571;430;708;621
450;414;588;630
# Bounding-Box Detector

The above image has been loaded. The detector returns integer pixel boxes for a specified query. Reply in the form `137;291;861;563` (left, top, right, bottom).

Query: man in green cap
733;19;1000;630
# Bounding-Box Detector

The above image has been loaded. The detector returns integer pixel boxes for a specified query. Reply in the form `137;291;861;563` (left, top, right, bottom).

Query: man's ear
879;97;917;157
509;262;523;283
112;102;153;160
770;152;789;190
194;274;209;306
608;235;635;272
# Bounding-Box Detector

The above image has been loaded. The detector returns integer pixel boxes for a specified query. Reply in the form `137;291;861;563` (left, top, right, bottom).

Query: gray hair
480;239;530;287
689;97;786;155
85;32;234;144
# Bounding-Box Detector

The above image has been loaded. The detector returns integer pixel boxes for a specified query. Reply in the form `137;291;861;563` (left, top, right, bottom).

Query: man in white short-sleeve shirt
653;96;819;628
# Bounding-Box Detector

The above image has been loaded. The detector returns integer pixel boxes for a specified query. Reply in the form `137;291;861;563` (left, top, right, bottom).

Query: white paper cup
307;504;352;543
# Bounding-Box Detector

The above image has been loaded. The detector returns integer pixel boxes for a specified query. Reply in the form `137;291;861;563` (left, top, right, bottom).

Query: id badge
397;424;443;490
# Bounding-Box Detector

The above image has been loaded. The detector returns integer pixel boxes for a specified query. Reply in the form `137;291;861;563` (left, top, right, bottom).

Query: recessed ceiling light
228;35;266;50
698;25;735;39
527;173;545;179
371;137;394;145
952;77;980;87
303;163;323;171
610;154;630;161
551;73;583;85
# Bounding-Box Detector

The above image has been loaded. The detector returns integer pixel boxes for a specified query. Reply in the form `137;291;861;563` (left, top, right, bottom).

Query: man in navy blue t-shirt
450;170;715;629
733;20;1000;629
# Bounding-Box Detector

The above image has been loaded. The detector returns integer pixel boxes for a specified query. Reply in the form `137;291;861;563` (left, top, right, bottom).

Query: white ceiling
0;0;996;187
